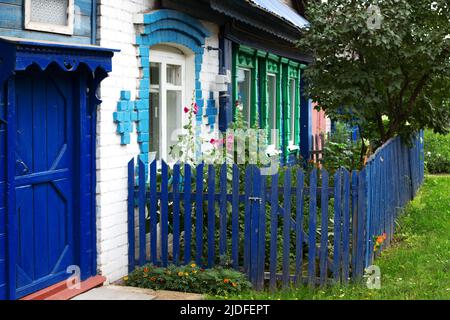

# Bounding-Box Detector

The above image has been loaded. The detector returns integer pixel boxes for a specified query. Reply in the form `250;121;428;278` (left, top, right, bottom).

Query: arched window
149;44;194;162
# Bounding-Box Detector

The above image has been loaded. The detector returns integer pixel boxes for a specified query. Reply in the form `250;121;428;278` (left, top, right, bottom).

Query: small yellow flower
192;270;198;274
191;263;197;268
123;276;129;281
184;272;189;277
178;272;184;277
166;271;172;275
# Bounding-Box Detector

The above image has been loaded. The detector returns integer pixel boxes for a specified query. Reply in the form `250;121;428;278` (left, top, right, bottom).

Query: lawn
212;175;450;300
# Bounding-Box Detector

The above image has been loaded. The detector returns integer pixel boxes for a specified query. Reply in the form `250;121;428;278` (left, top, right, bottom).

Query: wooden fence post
127;158;135;273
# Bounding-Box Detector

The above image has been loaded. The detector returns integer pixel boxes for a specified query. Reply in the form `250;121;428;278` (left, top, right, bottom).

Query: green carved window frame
285;61;302;154
232;44;304;161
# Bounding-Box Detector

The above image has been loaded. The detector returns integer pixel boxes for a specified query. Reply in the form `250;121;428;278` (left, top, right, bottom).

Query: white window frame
267;73;278;149
149;48;186;164
24;0;75;35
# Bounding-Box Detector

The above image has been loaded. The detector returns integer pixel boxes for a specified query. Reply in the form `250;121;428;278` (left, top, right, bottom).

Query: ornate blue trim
129;10;213;165
113;91;137;145
0;37;117;86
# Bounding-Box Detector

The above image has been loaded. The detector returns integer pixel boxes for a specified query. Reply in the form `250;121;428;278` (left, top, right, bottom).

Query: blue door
14;71;75;298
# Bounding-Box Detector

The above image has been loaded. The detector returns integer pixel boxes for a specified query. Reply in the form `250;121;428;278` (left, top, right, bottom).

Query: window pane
237;68;251;127
150;62;160;86
166;90;182;161
30;0;69;26
167;64;182;86
290;79;296;143
267;75;277;146
150;92;160;159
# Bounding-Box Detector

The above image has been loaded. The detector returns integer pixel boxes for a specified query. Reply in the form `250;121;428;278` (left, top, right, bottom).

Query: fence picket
356;168;366;277
127;159;135;272
342;169;351;284
308;169;318;287
138;159;146;267
161;161;169;267
207;165;216;268
150;160;157;265
251;166;261;286
269;173;279;291
244;166;253;276
219;164;228;259
257;173;266;291
351;170;359;278
208;165;216;268
333;169;342;283
183;164;192;264
173;163;181;265
319;170;329;287
282;168;292;288
231;165;240;269
295;170;305;286
195;164;204;265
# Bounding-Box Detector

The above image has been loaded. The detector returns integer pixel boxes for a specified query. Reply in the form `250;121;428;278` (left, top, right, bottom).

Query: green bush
124;264;252;295
424;130;450;174
322;122;363;172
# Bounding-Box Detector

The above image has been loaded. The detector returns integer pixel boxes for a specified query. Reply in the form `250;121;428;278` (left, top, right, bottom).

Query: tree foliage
298;0;450;148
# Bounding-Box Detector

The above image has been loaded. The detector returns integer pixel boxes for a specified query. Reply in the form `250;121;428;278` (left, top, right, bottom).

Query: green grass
210;175;450;300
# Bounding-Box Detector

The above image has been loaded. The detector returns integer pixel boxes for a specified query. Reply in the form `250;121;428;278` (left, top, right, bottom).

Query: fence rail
127;132;424;290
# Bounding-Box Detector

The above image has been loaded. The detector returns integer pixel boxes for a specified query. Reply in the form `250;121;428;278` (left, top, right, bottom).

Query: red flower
210;139;216;145
184;106;190;114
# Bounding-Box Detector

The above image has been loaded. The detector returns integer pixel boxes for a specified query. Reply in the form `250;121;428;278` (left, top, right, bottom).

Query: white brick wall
96;1;220;283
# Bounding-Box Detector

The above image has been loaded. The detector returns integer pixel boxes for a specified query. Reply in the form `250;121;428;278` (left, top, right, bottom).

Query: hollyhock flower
184;106;190;113
193;103;199;115
210;138;216;145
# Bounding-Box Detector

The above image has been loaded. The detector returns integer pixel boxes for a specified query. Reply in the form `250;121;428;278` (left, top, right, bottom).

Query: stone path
72;285;204;301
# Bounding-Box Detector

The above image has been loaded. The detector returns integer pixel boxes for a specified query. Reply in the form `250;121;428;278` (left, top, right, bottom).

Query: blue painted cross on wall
113;91;137;145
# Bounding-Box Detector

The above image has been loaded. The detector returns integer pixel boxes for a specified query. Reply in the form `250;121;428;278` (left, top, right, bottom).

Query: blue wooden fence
363;132;425;267
127;133;424;290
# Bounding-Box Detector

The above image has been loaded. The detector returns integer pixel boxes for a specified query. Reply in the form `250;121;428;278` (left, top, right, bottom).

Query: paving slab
72;285;157;300
72;285;204;301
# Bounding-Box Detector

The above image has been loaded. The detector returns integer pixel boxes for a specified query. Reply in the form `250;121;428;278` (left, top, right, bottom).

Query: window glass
150;63;160;86
166;90;182;161
30;0;69;26
150;92;160;159
290;79;297;143
167;64;182;86
267;74;278;146
237;68;251;127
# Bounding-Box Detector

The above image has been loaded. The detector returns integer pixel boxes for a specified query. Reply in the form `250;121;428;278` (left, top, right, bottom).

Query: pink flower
226;135;234;152
193;103;199;115
210;138;216;145
184;106;190;114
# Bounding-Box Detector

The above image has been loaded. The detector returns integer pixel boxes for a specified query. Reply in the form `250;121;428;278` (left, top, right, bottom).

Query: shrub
124;264;252;295
424;130;450;174
321;122;364;172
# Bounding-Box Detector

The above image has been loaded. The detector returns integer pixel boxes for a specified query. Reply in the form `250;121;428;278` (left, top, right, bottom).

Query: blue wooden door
14;71;75;298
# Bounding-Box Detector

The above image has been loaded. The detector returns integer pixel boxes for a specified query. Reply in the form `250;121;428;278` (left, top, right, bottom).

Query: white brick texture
96;1;220;283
